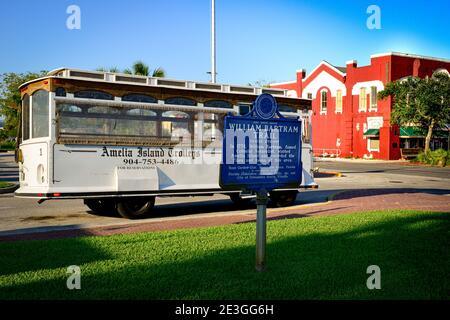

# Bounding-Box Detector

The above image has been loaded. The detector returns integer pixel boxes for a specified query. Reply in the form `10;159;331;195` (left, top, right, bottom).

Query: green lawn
0;210;449;299
0;182;14;188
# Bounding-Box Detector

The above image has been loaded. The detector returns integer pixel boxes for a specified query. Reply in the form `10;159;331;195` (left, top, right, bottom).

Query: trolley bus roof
19;68;311;109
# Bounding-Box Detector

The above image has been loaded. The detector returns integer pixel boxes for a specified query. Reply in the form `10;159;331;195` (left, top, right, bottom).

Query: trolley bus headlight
18;149;23;163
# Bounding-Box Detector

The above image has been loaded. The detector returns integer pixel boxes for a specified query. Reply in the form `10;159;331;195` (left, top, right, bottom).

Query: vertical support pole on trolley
255;189;268;272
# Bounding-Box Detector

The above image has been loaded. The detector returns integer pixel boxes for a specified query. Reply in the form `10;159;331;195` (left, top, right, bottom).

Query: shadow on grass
0;211;449;299
0;230;113;277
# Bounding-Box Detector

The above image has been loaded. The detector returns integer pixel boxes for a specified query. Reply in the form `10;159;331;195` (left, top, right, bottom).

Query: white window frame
320;90;327;115
335;90;343;114
369;86;378;111
367;137;380;152
359;87;367;112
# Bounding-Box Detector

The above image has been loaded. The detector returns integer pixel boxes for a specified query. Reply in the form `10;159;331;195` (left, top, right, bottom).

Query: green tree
0;71;47;139
378;73;450;152
99;61;165;77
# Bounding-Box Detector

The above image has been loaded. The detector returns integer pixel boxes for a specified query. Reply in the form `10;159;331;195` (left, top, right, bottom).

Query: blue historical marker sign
220;93;302;193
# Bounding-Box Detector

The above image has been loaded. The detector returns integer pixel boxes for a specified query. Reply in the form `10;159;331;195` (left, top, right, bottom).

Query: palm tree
96;61;165;77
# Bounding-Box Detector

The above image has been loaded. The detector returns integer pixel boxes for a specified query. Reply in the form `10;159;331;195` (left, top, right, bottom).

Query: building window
368;138;380;151
31;90;49;138
320;91;327;113
22;94;30;141
359;87;367;112
307;93;312;99
336;90;343;113
370;86;378;111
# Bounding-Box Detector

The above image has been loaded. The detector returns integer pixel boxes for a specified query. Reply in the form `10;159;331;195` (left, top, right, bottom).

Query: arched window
165;97;196;106
432;68;450;77
58;104;82;113
74;90;114;100
31;90;49;138
88;106;120;114
122;94;157;103
204;100;232;109
126;108;157;117
55;87;66;97
320;90;328;113
22;94;30;140
162;110;189;118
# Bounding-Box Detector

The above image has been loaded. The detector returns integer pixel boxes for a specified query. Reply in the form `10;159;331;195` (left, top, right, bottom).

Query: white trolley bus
15;68;315;218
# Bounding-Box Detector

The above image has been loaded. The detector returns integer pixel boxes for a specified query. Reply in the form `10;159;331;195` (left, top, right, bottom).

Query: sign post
220;93;303;272
255;189;268;271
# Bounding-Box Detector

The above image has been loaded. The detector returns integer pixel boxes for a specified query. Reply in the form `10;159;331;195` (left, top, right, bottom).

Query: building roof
333;66;347;74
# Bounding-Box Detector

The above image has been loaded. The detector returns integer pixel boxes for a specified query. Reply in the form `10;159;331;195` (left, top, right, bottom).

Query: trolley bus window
55;87;66;97
204;100;232;109
57;103;159;137
161;110;190;138
22;94;30;141
122;94;157;103
31;90;49;138
74;90;114;100
165;97;196;106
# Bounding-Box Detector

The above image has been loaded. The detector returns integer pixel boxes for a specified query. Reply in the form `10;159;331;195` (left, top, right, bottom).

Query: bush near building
416;149;450;167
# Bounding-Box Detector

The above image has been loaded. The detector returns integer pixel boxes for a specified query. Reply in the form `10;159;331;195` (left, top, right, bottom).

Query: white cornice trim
303;61;346;82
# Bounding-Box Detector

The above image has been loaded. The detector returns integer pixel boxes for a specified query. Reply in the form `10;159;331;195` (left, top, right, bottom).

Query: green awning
400;127;425;137
363;129;379;137
400;126;449;138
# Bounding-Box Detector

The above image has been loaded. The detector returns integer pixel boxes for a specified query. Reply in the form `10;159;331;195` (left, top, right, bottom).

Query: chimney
346;60;357;68
296;69;306;97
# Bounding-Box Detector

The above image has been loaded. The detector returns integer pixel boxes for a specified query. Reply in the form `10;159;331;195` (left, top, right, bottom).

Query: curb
0;184;19;194
315;170;343;178
326;190;345;201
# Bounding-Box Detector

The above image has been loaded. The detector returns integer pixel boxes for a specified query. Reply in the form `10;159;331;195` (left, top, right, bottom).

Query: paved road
315;158;450;179
0;154;449;236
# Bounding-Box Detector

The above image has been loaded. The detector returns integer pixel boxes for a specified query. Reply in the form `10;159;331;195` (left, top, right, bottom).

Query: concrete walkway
1;188;448;242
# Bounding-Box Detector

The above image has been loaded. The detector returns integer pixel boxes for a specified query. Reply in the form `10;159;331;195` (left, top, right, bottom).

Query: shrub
416;149;449;167
0;140;15;150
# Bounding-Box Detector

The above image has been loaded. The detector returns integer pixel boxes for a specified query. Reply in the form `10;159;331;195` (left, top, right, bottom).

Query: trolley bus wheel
269;191;298;207
84;198;118;216
116;197;155;219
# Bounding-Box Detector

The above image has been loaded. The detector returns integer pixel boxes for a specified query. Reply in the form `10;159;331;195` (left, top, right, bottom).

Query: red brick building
270;52;450;160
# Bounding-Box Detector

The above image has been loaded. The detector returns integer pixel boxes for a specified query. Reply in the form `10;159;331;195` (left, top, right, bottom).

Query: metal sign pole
255;189;268;272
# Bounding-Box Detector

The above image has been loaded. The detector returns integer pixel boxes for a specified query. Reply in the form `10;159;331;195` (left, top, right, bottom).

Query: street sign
220;93;302;193
219;93;302;272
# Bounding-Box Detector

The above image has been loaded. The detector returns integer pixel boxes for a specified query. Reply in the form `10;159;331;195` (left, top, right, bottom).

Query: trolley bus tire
116;197;155;219
84;198;118;216
269;191;298;207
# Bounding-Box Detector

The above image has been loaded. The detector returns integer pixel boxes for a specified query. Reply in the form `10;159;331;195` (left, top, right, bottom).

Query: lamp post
211;0;216;83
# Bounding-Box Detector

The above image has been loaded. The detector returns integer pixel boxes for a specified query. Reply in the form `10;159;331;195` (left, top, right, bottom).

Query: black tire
229;193;252;206
270;191;298;207
84;198;118;216
116;197;155;219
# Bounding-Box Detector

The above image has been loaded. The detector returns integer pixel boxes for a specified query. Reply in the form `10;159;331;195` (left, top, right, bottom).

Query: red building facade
270;52;450;160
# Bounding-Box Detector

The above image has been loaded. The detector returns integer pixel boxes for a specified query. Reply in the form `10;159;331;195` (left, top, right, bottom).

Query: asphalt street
0;153;449;235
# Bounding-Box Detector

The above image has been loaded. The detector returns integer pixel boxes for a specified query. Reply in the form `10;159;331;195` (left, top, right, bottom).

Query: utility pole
211;0;217;83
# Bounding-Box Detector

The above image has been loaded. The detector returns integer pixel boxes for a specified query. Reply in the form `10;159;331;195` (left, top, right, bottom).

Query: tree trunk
424;120;435;153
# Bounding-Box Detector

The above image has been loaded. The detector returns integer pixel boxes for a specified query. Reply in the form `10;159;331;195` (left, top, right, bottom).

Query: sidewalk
1;188;448;242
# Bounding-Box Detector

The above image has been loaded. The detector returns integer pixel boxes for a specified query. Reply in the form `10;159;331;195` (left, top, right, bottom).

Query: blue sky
0;0;448;85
